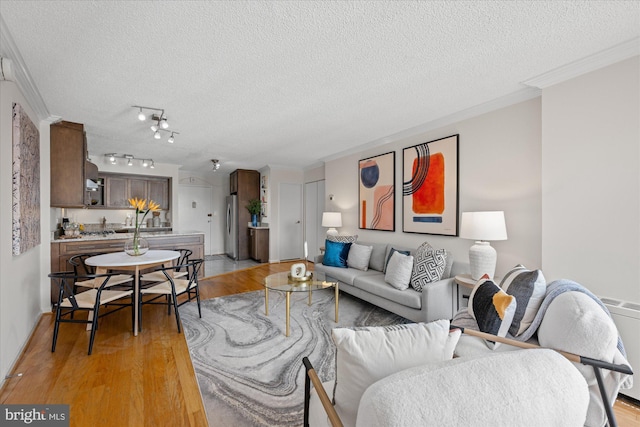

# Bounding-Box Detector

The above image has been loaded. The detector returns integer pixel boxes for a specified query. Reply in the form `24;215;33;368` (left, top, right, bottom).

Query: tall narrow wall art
12;103;41;255
359;151;395;231
402;134;458;236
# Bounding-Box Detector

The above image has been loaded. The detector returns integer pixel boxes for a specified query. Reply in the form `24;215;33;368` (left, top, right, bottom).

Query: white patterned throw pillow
410;242;446;291
326;234;358;244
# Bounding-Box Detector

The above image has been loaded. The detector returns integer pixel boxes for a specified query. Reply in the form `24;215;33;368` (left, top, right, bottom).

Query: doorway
177;184;213;255
278;183;302;260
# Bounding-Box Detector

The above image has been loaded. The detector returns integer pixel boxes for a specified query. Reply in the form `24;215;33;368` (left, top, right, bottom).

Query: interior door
279;183;302;260
177;185;213;255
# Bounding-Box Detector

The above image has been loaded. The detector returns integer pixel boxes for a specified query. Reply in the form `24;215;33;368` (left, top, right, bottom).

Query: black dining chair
139;248;193;284
69;253;133;291
138;258;203;333
49;270;135;355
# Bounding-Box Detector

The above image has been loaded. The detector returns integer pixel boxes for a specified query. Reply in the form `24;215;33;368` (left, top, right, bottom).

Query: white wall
542;56;640;303
0;79;50;381
325;97;543;277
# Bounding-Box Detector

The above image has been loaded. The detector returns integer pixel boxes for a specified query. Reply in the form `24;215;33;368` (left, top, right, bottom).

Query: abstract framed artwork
402;134;458;236
12;102;41;255
359;151;395;231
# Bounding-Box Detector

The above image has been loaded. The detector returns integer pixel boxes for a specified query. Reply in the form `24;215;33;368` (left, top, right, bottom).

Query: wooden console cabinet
249;227;269;263
231;169;260;260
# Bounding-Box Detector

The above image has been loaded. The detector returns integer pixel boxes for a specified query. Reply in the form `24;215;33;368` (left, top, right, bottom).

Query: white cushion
347;243;373;271
383;251;414;290
332;320;460;427
500;265;546;336
355;349;589;427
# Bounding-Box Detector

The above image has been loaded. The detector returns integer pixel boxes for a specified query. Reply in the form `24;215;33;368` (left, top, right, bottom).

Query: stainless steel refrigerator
225;195;238;260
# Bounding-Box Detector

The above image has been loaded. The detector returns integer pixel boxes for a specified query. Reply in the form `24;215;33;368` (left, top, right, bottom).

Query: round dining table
85;250;180;336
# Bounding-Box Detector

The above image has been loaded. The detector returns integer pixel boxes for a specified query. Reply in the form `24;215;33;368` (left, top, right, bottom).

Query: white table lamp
322;212;342;236
459;211;507;280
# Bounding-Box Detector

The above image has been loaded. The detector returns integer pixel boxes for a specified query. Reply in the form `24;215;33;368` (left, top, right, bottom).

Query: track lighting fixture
211;159;221;171
105;153;155;169
132;105;181;143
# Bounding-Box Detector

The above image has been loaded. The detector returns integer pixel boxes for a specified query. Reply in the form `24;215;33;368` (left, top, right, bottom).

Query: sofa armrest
315;255;324;264
420;277;455;321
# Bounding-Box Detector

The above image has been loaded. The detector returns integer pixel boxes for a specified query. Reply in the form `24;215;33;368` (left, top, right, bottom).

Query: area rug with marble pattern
180;289;410;427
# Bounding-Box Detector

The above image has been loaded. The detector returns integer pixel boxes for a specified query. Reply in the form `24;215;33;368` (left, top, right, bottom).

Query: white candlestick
304;241;308;259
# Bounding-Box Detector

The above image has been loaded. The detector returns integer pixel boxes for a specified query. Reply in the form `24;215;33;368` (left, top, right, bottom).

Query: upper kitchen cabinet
50;121;97;207
101;173;170;209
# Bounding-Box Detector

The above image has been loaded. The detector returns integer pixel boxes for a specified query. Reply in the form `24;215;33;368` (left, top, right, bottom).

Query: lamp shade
322;212;342;228
459;211;507;241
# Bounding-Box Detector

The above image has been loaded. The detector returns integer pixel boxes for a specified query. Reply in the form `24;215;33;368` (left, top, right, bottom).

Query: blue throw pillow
323;240;352;268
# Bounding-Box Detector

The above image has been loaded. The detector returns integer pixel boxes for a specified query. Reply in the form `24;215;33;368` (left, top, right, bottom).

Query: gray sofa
314;241;464;322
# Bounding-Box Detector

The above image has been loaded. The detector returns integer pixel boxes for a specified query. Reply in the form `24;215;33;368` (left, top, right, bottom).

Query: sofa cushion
327;234;358;244
499;265;546;336
442;250;454;278
323;240;352;268
353;274;422;309
315;263;377;286
347;243;373;271
410;248;446;291
366;242;389;272
384;252;414;290
332;320;460;427
468;277;517;349
355;349;589;427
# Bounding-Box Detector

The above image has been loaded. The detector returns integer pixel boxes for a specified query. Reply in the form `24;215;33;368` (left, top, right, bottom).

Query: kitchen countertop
248;225;269;229
52;231;204;243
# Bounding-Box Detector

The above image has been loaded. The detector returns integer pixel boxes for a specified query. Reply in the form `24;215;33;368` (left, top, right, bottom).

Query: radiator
602;297;640;400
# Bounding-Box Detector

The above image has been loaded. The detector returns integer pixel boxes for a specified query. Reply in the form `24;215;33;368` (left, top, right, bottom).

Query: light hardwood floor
1;261;638;426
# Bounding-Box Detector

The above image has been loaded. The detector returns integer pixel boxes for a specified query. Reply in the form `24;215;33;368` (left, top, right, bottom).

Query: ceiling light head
150;160;155;169
160;118;169;129
150;124;158;132
137;108;146;121
142;159;149;167
168;132;175;143
127;159;133;166
154;130;161;139
211;159;221;171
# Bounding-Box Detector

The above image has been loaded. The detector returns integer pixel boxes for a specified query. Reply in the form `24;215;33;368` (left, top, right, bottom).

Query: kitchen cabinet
99;173;170;209
249;227;269;263
50;121;87;207
50;233;204;304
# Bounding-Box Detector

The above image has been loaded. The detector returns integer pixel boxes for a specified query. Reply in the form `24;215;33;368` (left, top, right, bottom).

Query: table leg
286;291;291;337
134;265;140;336
335;283;339;322
264;287;269;315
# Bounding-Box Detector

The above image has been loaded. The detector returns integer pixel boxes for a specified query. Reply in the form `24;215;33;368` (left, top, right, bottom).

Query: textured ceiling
1;1;639;173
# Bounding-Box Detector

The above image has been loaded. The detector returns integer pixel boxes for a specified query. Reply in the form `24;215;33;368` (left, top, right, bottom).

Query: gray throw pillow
347;243;373;271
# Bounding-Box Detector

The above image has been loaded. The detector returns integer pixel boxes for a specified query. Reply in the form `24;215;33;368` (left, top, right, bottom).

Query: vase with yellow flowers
124;197;160;256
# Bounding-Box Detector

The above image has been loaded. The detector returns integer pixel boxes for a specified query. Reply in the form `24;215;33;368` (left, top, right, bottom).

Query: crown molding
522;37;640;89
0;13;51;121
322;86;541;163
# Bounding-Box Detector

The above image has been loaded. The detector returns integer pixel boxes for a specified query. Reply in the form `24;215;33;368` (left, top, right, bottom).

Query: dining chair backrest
49;270;119;308
69;253;105;276
174;248;193;272
158;258;203;289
